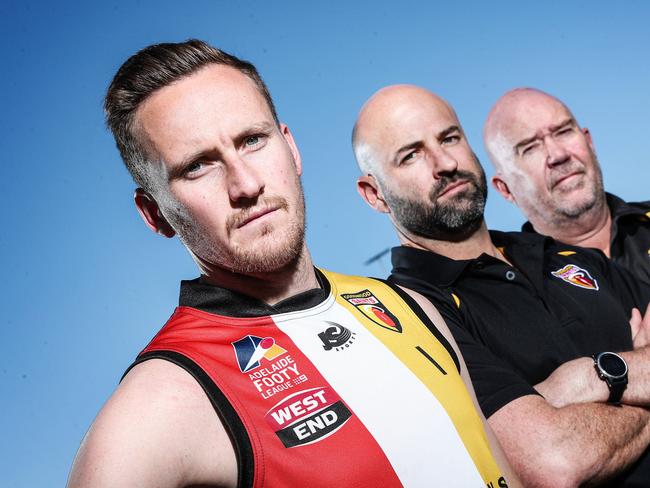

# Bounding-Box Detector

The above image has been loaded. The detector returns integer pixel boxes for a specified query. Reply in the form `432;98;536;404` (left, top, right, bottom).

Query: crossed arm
489;394;650;488
537;303;650;408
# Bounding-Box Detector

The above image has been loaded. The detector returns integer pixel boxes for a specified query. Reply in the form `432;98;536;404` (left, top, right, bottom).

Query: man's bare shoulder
67;359;237;488
396;285;457;344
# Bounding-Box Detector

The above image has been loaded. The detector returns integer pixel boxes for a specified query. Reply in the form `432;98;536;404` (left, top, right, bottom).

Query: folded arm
537;303;650;408
489;394;650;488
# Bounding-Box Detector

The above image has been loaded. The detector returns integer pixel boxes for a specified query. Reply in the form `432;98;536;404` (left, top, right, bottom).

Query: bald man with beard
352;84;650;487
484;88;650;288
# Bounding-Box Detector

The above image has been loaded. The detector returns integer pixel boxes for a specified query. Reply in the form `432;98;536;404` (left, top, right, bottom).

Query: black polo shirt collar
178;268;330;318
391;230;548;288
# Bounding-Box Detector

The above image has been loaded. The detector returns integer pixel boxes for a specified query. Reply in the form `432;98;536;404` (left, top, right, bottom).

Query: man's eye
245;135;262;146
400;151;416;165
184;161;203;174
556;127;573;137
521;143;538;156
442;135;460;145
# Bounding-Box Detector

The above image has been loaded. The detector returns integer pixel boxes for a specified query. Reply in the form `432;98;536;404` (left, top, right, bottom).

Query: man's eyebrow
513;118;577;153
170;121;277;179
232;121;275;143
393;125;461;162
394;140;422;160
513;134;538;153
438;125;461;140
550;118;575;132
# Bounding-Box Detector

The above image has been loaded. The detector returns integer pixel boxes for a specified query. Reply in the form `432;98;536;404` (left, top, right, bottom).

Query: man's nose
544;136;570;167
430;147;459;177
227;157;265;202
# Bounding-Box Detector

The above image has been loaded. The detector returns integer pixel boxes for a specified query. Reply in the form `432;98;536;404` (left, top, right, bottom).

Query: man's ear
357;175;390;213
491;175;516;204
582;127;595;153
280;123;302;176
134;188;176;238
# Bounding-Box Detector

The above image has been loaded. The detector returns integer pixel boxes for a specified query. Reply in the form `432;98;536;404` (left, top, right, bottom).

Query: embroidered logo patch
341;289;402;333
551;264;599;291
232;335;288;373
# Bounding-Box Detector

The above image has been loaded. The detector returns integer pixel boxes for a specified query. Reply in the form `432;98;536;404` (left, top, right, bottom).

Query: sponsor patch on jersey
341;289;402;333
265;386;352;448
317;321;356;351
551;264;599;291
233;335;307;400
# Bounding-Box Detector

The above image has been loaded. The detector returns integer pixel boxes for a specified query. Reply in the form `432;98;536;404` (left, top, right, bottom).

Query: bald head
352;84;488;242
483;87;604;234
483;88;576;174
352;84;459;179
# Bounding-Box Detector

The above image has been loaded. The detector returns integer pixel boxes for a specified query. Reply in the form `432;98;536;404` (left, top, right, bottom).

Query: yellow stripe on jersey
558;250;577;256
451;292;461;309
320;269;504;486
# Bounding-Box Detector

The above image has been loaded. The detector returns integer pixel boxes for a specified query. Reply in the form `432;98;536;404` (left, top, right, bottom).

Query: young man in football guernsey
484;88;650;288
66;41;515;488
352;84;650;487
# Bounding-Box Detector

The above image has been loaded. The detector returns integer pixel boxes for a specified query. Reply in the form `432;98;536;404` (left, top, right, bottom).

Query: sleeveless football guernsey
128;269;506;487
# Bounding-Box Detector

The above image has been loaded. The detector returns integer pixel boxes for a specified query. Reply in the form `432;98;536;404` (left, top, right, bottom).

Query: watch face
598;352;628;379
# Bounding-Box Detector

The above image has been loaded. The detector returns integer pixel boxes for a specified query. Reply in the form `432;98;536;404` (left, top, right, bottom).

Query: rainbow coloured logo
232;335;288;373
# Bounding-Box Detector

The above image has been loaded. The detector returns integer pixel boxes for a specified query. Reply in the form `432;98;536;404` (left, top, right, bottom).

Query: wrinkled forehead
496;93;572;144
360;94;459;164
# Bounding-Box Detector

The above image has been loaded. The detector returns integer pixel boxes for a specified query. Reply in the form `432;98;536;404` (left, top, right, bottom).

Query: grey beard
383;168;487;242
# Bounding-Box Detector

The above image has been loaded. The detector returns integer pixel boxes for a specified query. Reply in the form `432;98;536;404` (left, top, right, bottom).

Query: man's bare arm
489;395;650;488
67;359;237;488
537;304;650;408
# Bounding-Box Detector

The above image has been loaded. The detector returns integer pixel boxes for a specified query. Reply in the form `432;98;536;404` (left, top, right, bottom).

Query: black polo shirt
523;192;650;286
389;230;650;487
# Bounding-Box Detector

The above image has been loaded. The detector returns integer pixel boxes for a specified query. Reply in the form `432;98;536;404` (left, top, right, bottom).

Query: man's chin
556;192;601;219
229;229;305;274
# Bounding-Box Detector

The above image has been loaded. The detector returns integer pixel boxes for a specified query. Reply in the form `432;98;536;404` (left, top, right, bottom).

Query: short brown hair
104;39;279;190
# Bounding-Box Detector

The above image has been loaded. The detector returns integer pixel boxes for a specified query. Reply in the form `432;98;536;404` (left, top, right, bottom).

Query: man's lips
437;179;469;199
552;171;583;189
235;206;279;229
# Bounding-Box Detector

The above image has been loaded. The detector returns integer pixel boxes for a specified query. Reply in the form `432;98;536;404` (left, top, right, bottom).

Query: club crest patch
551;264;599;291
341;289;402;332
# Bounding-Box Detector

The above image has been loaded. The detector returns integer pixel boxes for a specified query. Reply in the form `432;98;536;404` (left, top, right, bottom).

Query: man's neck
197;246;319;305
532;200;612;257
398;221;508;263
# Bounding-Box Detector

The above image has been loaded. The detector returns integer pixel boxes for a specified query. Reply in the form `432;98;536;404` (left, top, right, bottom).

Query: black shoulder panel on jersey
123;351;254;488
374;277;461;374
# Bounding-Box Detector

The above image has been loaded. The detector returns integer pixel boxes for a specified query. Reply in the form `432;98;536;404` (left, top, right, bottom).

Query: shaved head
353;84;459;180
352;84;487;242
483;88;575;174
483;87;605;234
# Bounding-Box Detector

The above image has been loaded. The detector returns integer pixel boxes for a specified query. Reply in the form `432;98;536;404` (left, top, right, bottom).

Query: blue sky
2;1;649;485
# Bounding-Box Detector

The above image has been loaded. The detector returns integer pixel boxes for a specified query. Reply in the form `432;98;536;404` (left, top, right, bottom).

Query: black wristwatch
592;352;628;404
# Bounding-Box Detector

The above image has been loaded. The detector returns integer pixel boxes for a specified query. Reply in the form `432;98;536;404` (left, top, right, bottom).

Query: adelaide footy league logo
232;335;288;373
341;289;402;332
551;264;599;291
